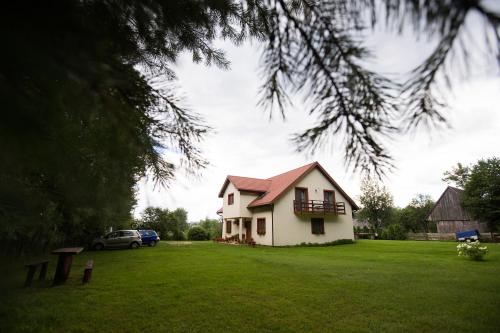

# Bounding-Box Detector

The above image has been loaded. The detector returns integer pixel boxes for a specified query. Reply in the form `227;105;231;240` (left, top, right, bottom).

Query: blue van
138;230;160;247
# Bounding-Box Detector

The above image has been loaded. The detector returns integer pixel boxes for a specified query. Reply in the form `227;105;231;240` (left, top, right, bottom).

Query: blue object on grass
455;229;480;242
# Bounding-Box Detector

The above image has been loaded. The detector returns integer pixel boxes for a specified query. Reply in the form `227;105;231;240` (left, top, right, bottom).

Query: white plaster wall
239;193;259;217
273;168;355;246
249;209;273;246
221;183;256;219
222;182;240;219
222;219;239;238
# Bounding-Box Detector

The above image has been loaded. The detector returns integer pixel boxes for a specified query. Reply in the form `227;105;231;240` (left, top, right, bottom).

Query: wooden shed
427;186;489;233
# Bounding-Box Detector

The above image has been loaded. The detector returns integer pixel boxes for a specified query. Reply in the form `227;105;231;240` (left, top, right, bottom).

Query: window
323;190;334;204
228;193;234;205
226;220;232;233
257;218;266;235
324;190;335;212
311;218;325;235
295;187;308;211
295;187;308;202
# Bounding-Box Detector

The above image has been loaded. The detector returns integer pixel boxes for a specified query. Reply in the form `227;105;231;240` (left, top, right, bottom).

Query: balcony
293;200;346;215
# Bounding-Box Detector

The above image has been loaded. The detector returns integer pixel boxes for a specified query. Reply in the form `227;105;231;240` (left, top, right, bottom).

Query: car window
106;232;117;239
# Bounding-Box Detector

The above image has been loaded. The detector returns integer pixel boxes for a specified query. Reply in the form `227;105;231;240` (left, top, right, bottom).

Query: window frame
256;218;266;235
226;220;232;233
311;218;325;235
323;190;336;212
228;193;234;205
294;187;309;202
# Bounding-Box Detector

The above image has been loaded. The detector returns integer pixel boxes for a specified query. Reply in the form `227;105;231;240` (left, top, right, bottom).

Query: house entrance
244;221;252;241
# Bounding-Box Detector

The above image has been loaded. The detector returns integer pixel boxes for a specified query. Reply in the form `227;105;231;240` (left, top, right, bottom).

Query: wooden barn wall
428;187;471;221
436;220;489;233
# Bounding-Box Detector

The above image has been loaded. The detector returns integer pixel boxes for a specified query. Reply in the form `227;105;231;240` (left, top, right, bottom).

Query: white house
217;162;359;246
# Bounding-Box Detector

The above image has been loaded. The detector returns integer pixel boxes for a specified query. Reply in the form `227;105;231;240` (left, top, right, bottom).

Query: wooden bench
24;260;49;287
82;260;94;284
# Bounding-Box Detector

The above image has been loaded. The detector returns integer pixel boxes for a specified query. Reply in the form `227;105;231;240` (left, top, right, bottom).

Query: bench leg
82;268;92;284
24;266;37;287
39;262;48;281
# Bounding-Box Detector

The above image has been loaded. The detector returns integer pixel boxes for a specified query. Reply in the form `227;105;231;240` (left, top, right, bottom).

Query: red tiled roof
247;162;316;207
218;162;359;210
218;176;271;197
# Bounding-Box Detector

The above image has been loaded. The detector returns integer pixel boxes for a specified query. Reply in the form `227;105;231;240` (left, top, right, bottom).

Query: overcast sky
135;16;500;222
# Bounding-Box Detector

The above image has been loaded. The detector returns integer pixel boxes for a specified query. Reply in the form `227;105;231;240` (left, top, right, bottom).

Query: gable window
311;218;325;235
257;218;266;235
226;221;232;233
228;193;234;205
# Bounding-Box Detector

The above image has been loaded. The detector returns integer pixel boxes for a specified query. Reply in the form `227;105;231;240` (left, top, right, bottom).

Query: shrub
457;241;488;261
381;224;407;240
288;239;354;247
187;226;209;241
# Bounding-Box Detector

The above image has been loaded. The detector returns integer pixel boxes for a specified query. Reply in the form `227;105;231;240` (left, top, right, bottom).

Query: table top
52;247;84;255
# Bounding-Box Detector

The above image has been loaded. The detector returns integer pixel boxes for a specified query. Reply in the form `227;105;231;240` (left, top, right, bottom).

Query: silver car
92;230;142;250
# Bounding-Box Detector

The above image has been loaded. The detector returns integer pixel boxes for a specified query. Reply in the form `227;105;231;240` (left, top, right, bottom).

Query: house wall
249;206;273;246
221;183;256;219
272;168;355;246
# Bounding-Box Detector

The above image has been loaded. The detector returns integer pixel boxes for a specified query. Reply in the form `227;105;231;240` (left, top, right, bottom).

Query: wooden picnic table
51;247;84;285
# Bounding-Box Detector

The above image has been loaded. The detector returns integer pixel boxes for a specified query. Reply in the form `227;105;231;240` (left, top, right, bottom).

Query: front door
245;221;252;241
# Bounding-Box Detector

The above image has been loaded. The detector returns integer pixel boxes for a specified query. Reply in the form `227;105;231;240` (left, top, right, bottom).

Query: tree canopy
450;158;500;232
135;207;189;240
357;177;394;231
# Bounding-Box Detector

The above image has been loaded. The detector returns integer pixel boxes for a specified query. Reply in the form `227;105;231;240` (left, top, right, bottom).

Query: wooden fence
407;232;495;241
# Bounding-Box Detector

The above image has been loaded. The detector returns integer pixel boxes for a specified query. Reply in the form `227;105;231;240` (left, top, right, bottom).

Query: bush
381;224;407;240
457;241;488;261
293;239;354;247
187;226;209;241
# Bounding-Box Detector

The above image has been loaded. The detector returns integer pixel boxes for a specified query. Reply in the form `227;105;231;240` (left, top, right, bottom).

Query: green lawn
1;240;499;333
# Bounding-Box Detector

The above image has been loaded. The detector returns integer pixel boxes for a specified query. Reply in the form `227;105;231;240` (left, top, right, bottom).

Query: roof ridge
228;175;268;181
266;161;317;180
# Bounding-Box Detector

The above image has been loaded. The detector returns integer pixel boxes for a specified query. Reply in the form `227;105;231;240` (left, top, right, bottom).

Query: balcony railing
293;200;346;215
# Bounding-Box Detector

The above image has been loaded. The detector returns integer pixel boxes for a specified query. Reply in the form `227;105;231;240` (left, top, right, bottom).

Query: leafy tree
381;224;407;240
461;158;500;232
357;178;394;232
197;218;223;239
187;226;209;241
398;194;436;232
137;207;189;240
442;163;471;188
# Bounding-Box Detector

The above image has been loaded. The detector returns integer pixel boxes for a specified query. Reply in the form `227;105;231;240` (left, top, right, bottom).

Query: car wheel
94;243;104;251
149;241;157;247
130;242;140;249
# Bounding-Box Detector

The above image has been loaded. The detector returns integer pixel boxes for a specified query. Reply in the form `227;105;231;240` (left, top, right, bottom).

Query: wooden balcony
293;200;346;215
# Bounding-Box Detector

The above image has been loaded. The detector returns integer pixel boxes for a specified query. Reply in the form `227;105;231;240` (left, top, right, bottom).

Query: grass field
1;240;499;333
